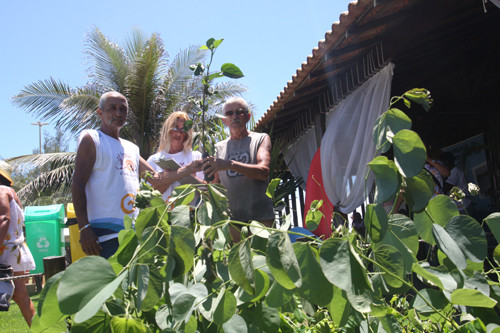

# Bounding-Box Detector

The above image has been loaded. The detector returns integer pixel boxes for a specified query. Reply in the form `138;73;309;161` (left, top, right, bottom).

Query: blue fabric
99;238;119;259
288;227;318;243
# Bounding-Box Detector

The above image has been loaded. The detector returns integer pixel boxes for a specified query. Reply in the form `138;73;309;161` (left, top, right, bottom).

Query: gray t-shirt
215;132;275;222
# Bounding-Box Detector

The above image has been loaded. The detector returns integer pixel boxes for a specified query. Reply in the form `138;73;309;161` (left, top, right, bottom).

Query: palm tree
10;27;246;204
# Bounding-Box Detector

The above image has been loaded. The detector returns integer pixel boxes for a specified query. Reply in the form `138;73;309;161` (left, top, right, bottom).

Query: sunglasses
225;109;248;116
171;127;186;133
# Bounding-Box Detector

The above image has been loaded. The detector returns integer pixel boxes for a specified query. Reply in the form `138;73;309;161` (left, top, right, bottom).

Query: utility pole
31;121;49;154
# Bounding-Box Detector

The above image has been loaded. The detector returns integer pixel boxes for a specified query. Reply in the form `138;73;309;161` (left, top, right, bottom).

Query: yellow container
67;203;86;262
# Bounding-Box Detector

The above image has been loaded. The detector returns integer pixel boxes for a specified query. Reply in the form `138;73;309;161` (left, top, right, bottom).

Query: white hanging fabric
284;126;318;190
320;63;395;214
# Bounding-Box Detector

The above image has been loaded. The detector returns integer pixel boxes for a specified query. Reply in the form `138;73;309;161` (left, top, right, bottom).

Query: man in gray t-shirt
202;97;274;241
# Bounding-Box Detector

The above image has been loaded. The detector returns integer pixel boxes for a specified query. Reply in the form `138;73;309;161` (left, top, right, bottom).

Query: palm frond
124;28;149;62
12;78;73;120
17;163;74;205
7;152;76;173
85;27;130;92
166;45;206;91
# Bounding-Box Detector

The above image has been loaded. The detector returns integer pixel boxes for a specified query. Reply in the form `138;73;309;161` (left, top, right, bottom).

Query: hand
79;227;101;256
202;157;229;178
189;160;203;173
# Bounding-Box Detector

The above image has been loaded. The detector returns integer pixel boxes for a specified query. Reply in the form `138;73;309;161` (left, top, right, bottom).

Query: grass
0;295;39;333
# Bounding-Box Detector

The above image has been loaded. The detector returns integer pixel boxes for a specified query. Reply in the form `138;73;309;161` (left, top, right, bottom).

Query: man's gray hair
99;91;128;110
223;96;249;113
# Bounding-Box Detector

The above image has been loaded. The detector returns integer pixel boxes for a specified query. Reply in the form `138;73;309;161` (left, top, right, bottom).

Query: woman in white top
147;111;204;201
0;160;36;326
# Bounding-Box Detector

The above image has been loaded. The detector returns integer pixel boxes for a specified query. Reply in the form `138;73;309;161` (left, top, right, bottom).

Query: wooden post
43;256;66;281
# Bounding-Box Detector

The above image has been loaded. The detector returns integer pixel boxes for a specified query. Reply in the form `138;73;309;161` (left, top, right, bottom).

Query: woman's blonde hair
157;111;193;154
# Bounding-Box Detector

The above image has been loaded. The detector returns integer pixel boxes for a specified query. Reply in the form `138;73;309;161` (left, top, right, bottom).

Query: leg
12;271;35;327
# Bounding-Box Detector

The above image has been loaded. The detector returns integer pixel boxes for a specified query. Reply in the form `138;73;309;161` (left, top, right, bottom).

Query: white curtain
320;63;395;213
284;126;318;190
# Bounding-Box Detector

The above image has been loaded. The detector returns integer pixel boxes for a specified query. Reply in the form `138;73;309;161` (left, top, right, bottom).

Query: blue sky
0;0;350;159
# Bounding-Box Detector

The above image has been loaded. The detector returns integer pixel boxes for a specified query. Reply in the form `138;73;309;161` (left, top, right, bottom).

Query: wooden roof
255;0;500;149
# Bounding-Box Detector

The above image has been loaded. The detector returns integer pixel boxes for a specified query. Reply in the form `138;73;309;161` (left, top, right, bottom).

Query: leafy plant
31;83;500;332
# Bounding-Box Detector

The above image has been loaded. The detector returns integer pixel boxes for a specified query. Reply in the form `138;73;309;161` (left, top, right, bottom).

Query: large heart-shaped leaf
404;170;434;213
432;224;466;270
229;240;255;295
57;256;124;317
373;244;404;288
484;213;500;243
213;289;237;324
266;231;302;289
221;63;244;78
368;156;400;203
294;243;333;306
445;215;486;263
265;280;294;307
393;129;426;178
450;289;497;308
110;316;147;333
319;238;374;312
365;204;388;243
169;225;195;277
373;108;412;153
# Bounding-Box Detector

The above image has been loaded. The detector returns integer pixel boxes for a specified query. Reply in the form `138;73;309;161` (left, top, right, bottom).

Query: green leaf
365;204;388;243
266;178;281;199
374;214;418;274
75;272;127;323
228;240;256;295
249;221;271;239
412;263;457;291
69;311;112;333
484;213;500;243
169;225;195;278
57;256;120;315
373;244;405;288
110;316;147;333
207;72;224;82
392;129;426;178
305;200;323;232
294;243;333;306
266;231;302;289
221;63;244;79
223;314;248;333
139;265;163;311
319;238;374;312
411;288;450;314
172;293;196;324
413;194;459;243
134;206;165;239
403;88;433;112
327;285;352;328
170;205;191;228
133;264;149;312
432;224;467;270
494;244;500;266
373;108;412;153
37;274;65;328
368;156;400;203
445;215;487;263
265;280;293;307
114;229;138;267
238;269;270;303
214;289;237;324
404;169;434;213
451;289;497;308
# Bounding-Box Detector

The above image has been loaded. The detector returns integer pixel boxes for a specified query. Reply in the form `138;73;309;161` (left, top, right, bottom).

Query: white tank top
80;129;140;232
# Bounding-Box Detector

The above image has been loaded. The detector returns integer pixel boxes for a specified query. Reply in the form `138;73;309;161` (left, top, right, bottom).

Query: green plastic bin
24;204;65;274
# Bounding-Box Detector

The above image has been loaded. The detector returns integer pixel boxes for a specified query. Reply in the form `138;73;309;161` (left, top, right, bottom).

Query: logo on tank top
116;153;137;176
121;193;136;214
227;152;249;178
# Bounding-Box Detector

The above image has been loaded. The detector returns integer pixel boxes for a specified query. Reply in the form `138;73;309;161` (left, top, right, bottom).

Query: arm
203;135;272;182
146;158;205;193
71;134;101;256
0;189;11;247
426;157;450;179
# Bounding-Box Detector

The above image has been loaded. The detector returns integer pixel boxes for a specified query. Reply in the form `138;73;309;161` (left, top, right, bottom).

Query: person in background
147;111;204;202
424;146;450;197
72;91;167;258
351;212;365;237
0;160;36;326
202;97;275;242
441;151;470;213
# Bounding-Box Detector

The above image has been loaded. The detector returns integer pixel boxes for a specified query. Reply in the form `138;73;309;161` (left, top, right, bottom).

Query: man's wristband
79;224;91;232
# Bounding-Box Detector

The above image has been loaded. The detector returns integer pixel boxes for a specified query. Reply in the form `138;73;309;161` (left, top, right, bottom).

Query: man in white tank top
72;91;169;258
202;97;275;242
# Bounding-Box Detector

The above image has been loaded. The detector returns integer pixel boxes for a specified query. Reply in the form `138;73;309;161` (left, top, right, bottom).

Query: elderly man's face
223;101;250;128
98;94;128;130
